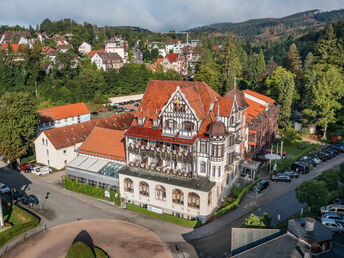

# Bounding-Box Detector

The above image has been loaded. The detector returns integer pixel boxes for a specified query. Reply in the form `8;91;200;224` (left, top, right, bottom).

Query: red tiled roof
166;53;179;63
37;103;90;123
1;44;26;53
78;127;126;161
89;50;105;57
41;112;134;150
243;89;275;104
245;99;267;122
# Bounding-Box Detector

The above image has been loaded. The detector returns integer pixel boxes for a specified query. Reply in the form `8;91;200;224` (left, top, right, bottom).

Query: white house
78;42;92;55
104;37;126;59
91;52;123;71
37;102;91;131
35;112;134;170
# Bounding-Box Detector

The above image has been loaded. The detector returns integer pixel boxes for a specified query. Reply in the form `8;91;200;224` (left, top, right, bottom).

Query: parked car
12;190;25;201
321;205;344;215
306;154;322;165
315;152;330;161
281;170;299;178
331;144;344;153
20;194;39;207
291;162;310;174
252;180;269;193
322;212;344;225
18;163;34;173
30;166;52;176
324;147;339;156
0;184;10;194
333;197;344;206
321;218;344;233
319;150;335;159
271;174;292;182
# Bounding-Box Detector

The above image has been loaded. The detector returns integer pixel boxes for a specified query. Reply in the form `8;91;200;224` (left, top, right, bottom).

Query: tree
244;50;266;89
0;92;39;161
303;64;344;138
303;52;314;72
296;180;329;211
315;25;338;65
241;213;271;228
281;127;301;144
195;63;221;92
316;170;340;192
286;43;303;76
265;67;295;128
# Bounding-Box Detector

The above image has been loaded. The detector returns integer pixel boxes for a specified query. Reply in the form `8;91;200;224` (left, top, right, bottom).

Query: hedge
275;144;318;173
214;179;260;217
64;177;121;206
126;204;200;228
0;204;40;247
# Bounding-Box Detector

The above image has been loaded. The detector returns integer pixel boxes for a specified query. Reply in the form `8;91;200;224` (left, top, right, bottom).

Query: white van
31;166;52;176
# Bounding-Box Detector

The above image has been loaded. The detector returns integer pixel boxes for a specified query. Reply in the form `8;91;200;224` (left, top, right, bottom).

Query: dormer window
153;119;160;128
138;117;145;126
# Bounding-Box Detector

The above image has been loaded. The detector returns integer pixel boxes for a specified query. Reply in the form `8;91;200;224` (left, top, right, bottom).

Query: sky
0;0;343;32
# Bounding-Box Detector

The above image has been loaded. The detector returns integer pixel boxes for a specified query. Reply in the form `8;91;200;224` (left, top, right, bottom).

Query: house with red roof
37;102;91;131
150;53;188;75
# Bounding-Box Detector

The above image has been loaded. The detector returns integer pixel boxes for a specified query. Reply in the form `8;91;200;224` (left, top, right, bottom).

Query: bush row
64;177;121;206
126;204;200;228
214;179;260;217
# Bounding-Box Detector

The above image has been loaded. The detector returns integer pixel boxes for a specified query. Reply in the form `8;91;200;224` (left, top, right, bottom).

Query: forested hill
187;9;344;41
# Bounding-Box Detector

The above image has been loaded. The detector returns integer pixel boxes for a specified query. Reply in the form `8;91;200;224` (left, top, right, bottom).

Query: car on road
271;174;292;182
0;183;10;194
30;166;52;176
322;212;344;225
321;205;344;215
281;170;299;178
20;194;39;207
291;162;310;174
252;180;269;193
321;218;344;233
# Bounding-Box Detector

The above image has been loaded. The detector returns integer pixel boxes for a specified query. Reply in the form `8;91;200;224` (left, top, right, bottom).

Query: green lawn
0;202;40;246
65;241;108;258
126;204;200;228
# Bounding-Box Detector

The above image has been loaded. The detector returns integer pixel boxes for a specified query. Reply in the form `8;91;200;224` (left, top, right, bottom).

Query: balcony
128;143;194;163
128;159;193;179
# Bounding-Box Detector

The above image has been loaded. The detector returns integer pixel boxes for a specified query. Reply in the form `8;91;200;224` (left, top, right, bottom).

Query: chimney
305;221;315;233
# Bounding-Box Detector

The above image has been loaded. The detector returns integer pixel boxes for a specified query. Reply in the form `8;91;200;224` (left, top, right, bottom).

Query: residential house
147;42;167;57
41;46;57;61
88;50;105;58
56;44;73;53
35;112;134;170
181;45;200;72
37;32;49;43
78;42;92;55
91;52;124;71
52;35;69;45
164;39;180;54
151;53;188;75
104;37;127;59
37;102;91;131
0;31;32;46
0;44;27;61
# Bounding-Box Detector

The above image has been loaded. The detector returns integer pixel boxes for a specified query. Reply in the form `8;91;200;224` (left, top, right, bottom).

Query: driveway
3;219;172;258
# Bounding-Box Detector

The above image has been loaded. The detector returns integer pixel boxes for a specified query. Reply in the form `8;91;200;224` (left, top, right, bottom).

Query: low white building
78;42;92;55
34;112;134;170
37;102;91;131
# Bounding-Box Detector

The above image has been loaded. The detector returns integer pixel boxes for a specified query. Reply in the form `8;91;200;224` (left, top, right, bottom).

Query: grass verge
126;204;200;228
0;203;40;247
213;179;260;217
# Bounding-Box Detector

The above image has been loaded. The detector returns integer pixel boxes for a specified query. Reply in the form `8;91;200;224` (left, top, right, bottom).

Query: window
69;175;77;181
153;119;159;127
188;192;200;209
172;189;184;205
139;181;149;196
42;138;44;145
65;118;67;122
63;150;67;155
155;185;166;201
165;119;177;130
212;166;215;177
212;145;224;158
173;103;186;113
46;149;49;156
200;162;206;173
208;191;212;205
99;182;109;189
230;116;234;125
138;118;144;126
182;121;195;132
200;141;207;153
64;160;67;165
228;152;234;165
124;178;134;193
88;180;97;187
77;177;86;184
218;166;221;177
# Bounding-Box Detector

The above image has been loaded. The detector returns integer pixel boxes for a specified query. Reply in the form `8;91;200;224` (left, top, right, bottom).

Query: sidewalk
184;153;344;241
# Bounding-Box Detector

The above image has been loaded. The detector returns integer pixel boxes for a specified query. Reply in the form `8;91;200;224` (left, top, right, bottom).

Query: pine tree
286;43;303;77
195;63;221;92
303;52;314;72
315;25;338;65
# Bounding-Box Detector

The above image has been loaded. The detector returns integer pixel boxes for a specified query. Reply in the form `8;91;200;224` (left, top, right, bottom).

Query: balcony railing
128;144;194;163
128;159;193;179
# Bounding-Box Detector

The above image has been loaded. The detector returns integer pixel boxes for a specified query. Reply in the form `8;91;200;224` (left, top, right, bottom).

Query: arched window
182;121;195;132
172;189;184;205
139;181;149;196
155;185;166;201
200;161;206;173
188;192;200;209
164;119;177;130
124;178;133;193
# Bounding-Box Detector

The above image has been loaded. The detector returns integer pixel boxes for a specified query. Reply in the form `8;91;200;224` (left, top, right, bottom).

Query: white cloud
0;0;343;31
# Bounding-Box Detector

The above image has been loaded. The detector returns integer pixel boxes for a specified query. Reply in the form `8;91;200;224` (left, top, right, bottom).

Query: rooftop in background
78;127;126;162
41;112;134;150
119;166;215;192
37;102;90;123
88;49;105;57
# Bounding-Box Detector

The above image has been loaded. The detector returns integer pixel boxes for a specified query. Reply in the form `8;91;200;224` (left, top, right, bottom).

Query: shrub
241;213;272;228
230;186;242;198
281;128;302;144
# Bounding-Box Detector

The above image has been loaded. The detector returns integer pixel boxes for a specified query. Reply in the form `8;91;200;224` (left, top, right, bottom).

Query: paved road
184;153;344;257
0;164;196;258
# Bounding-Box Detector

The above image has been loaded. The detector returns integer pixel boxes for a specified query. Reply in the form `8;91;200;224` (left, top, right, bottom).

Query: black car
291;162;310;174
324;147;339;156
315;152;329;161
320;149;336;159
20;194;39;207
271;174;292;182
331;144;344;153
12;191;25;201
253;180;269;193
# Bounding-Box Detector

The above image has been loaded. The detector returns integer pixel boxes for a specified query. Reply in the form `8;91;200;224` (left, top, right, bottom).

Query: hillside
187;9;344;42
